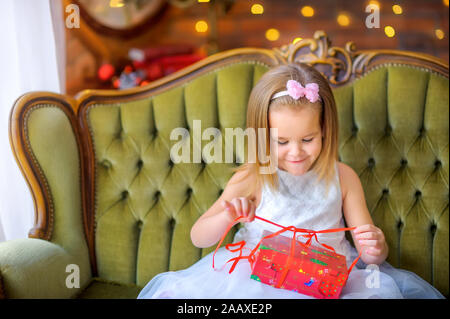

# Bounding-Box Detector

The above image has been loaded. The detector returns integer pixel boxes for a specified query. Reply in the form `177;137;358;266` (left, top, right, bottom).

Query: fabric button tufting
368;158;375;167
401;159;408;166
169;218;176;231
116;129;125;140
430;223;437;236
101;159;112;168
137;159;144;169
415;190;422;198
418;127;426;137
385;125;392;136
151;130;158;141
121;190;129;200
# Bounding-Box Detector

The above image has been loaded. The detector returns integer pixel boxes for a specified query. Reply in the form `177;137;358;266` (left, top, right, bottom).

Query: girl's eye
278;138;313;144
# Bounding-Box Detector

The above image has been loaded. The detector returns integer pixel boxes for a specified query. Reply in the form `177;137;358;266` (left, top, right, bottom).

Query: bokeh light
265;28;280;41
301;6;315;17
251;4;264;14
384;26;395;37
195;20;208;33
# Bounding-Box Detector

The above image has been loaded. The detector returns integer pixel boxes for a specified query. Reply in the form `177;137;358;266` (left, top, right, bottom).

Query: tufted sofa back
86;63;268;286
9;32;448;296
85;62;448;295
333;65;448;295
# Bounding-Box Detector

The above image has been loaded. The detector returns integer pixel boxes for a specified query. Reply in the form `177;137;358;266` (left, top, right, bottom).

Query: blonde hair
231;62;339;197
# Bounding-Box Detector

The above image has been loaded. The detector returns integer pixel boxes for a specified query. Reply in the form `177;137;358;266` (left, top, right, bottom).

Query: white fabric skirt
137;242;445;299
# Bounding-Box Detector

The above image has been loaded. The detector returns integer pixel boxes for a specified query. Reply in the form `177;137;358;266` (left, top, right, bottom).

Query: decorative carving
274;30;357;86
272;30;448;87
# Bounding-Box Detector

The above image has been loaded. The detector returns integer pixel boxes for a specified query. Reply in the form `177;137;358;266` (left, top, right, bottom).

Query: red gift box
250;230;349;299
212;215;362;299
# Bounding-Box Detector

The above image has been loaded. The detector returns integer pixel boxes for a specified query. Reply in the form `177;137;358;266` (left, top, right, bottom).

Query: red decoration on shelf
96;44;206;89
129;44;206;82
98;63;115;81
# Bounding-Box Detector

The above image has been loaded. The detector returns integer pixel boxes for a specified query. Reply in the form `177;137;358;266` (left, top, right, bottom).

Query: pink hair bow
272;80;321;103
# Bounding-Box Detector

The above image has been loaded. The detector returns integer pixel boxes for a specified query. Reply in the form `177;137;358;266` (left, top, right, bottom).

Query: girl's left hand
353;224;386;256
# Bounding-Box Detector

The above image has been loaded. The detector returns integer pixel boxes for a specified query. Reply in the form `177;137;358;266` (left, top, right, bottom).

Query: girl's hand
353;224;386;257
221;197;256;223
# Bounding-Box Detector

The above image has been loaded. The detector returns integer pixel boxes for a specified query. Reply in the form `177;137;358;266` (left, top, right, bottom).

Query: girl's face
268;105;323;176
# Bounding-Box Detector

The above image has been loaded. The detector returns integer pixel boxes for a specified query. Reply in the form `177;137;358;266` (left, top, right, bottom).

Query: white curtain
0;0;65;242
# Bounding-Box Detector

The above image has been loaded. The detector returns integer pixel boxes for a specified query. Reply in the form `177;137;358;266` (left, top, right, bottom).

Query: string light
293;37;303;44
443;0;449;7
337;13;350;26
251;4;264;14
384;26;395;37
392;4;403;14
198;0;210;2
368;1;380;9
195;20;208;33
109;0;124;8
301;6;315;17
265;28;280;41
435;29;445;40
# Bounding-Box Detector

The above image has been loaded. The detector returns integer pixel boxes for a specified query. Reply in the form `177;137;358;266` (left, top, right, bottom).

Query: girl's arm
339;162;389;265
190;169;255;248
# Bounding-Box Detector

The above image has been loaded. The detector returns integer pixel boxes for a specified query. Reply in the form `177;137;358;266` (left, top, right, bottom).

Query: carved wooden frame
9;31;449;276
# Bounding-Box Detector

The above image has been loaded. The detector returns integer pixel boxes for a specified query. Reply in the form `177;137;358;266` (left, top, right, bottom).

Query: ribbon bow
212;215;362;289
286;80;320;103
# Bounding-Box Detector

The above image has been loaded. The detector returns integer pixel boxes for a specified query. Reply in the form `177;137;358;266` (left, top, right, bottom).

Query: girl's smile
286;157;307;163
269;105;323;176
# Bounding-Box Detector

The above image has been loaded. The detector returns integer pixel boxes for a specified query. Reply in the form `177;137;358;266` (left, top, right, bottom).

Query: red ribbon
212;215;362;288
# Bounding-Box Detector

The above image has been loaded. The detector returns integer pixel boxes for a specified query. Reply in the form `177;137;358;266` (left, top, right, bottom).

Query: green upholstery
89;63;267;287
334;66;448;296
1;61;448;298
75;278;142;299
0;106;91;298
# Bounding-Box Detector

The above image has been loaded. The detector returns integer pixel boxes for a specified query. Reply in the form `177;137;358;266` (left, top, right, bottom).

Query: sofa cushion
76;278;142;299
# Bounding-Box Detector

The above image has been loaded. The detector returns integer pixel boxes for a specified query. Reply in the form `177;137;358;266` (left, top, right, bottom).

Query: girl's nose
288;143;303;156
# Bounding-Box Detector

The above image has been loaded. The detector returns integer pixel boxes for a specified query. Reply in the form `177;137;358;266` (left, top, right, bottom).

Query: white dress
137;163;445;299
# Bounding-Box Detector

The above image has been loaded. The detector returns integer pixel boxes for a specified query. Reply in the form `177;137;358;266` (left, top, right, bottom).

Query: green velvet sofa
1;31;448;298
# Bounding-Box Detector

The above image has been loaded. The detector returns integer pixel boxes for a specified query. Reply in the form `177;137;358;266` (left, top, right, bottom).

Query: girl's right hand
221;197;256;223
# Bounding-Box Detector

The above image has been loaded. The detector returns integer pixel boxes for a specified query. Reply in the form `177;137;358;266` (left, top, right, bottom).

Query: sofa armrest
0;238;91;298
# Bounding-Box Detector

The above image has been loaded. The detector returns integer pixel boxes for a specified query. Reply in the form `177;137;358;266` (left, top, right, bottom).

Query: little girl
138;63;444;299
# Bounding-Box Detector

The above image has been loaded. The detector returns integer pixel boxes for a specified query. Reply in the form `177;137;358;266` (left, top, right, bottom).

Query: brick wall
65;0;449;95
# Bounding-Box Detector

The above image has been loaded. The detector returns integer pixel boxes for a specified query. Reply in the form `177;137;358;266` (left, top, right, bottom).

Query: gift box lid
258;229;348;273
